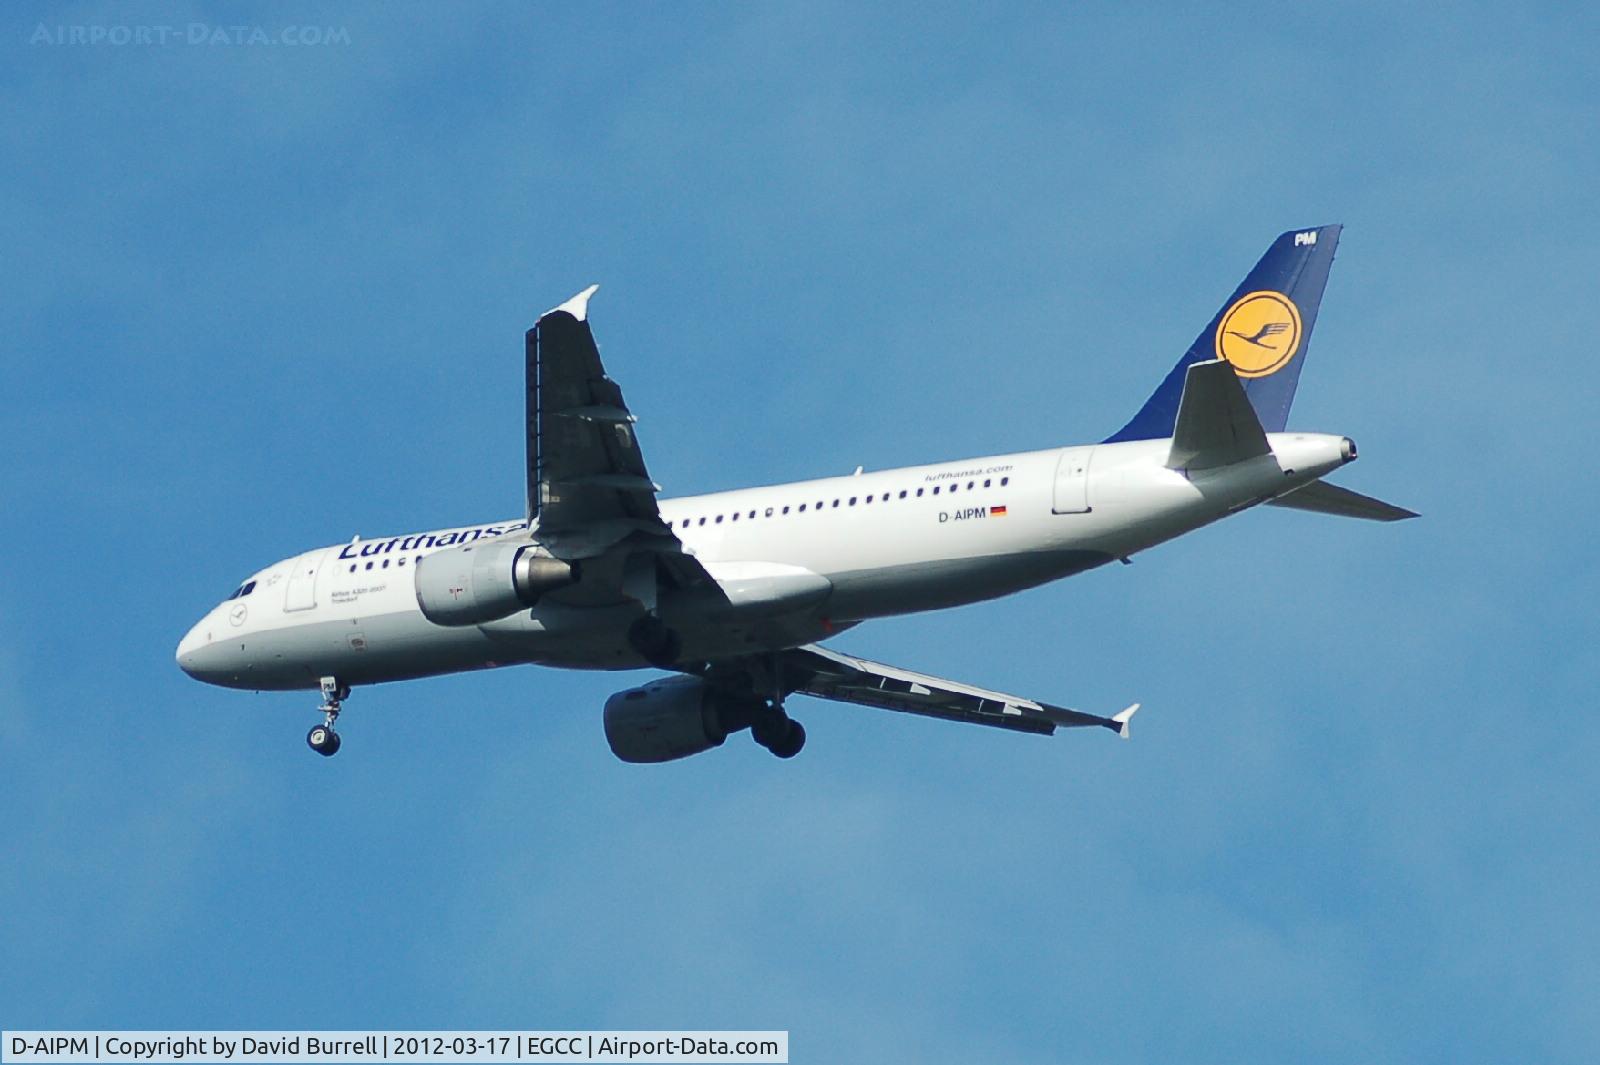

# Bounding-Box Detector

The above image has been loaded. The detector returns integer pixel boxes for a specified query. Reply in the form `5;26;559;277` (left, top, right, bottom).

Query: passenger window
1001;476;1010;486
933;486;941;495
782;506;790;515
849;497;857;506
899;490;907;499
832;500;840;508
349;565;356;573
983;478;992;488
698;517;706;526
916;488;924;497
365;562;374;570
766;507;774;517
799;503;807;512
749;510;756;519
732;512;739;521
398;558;406;567
715;515;724;524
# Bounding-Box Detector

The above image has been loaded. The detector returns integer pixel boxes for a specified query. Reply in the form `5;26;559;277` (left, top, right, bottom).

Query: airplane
176;224;1414;762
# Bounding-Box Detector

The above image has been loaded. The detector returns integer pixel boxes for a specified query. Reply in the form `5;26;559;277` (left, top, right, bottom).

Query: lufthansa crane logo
1215;290;1303;378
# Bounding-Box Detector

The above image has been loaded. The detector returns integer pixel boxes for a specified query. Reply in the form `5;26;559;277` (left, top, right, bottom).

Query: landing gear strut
307;676;347;757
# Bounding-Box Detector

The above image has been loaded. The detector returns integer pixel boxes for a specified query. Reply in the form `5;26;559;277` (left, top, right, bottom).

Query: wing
527;286;659;530
527;287;712;597
771;644;1139;739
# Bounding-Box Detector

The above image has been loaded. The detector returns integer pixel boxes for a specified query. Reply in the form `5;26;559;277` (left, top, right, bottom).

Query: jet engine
603;676;758;763
414;540;576;626
604;676;807;762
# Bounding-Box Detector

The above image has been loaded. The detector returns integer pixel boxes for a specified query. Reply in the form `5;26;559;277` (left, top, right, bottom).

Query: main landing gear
307;676;348;757
733;656;806;759
750;701;806;759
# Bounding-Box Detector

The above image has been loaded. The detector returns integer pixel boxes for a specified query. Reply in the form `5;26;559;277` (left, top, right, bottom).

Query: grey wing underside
771;644;1139;739
526;287;711;593
527;286;657;530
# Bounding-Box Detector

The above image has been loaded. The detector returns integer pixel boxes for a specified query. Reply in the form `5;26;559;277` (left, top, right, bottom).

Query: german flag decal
991;505;1008;517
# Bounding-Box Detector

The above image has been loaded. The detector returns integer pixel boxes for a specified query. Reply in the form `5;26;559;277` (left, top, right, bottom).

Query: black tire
768;719;806;759
750;712;785;748
307;725;339;756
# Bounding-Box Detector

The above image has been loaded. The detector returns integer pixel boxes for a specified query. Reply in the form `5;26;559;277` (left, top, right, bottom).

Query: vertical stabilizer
1106;225;1341;442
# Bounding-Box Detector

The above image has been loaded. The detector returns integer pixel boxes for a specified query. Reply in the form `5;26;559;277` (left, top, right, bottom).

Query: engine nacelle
603;676;757;763
414;540;575;626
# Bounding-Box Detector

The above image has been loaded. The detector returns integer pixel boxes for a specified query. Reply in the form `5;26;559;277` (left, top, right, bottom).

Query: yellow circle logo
1215;290;1303;378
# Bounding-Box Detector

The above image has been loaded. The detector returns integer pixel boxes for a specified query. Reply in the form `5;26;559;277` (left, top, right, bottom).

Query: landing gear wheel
307;675;346;756
307;724;341;756
767;719;806;759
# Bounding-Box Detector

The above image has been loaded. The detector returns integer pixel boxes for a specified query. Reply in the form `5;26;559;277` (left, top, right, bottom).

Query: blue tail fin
1105;225;1342;442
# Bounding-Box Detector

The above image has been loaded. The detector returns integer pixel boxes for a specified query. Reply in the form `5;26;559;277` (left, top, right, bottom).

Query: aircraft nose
176;614;262;688
176;621;204;677
176;618;231;683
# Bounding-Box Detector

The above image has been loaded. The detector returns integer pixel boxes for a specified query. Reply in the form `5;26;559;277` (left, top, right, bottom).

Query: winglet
1112;703;1140;740
546;284;600;322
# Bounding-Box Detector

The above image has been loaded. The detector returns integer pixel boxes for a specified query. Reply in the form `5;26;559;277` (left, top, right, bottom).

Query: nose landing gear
307;676;348;757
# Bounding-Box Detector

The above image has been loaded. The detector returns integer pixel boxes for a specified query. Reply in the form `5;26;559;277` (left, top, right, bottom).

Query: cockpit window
226;580;258;601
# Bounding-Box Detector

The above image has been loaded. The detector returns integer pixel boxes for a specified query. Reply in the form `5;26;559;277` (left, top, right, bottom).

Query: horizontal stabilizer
1166;360;1271;470
1267;479;1418;521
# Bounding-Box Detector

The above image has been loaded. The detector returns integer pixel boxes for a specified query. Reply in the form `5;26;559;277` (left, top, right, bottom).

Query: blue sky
3;4;1598;1062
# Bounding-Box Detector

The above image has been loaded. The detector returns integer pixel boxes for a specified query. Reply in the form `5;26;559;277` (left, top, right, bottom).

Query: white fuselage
176;432;1351;691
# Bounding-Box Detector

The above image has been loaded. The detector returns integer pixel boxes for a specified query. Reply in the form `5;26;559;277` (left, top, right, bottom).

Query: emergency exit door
1051;447;1094;514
